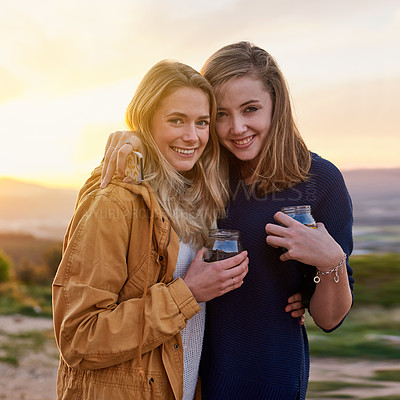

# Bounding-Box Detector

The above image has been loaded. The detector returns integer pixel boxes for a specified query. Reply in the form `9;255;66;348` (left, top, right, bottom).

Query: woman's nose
230;114;247;135
182;123;198;142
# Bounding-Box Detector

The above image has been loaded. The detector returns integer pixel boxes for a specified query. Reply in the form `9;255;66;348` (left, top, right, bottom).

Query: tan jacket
53;166;201;399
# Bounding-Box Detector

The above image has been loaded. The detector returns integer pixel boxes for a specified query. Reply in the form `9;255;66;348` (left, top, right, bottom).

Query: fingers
115;131;143;153
265;219;288;249
224;276;245;293
286;301;305;322
222;256;249;294
228;261;249;285
122;177;134;184
285;300;303;313
272;211;299;227
116;143;134;177
287;292;302;304
266;235;286;249
195;247;207;261
100;131;140;188
265;221;286;236
217;250;248;270
265;214;312;255
208;251;249;295
184;249;248;302
127;135;145;156
103;135;112;159
285;292;305;323
101;148;119;188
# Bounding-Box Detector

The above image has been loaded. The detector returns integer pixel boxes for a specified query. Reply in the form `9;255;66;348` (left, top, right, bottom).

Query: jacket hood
76;164;156;213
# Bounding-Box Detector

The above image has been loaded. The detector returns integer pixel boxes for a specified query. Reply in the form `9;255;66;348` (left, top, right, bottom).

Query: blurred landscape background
1;0;400;398
0;167;399;399
1;167;399;251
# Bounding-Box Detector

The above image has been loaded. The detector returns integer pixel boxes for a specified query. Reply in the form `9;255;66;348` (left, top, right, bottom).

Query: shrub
0;250;12;282
42;245;62;280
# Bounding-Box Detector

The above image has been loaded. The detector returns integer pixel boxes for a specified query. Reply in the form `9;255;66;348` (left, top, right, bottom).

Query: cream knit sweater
173;241;206;400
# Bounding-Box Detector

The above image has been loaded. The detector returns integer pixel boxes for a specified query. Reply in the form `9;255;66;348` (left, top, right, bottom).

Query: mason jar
281;205;317;228
204;229;243;262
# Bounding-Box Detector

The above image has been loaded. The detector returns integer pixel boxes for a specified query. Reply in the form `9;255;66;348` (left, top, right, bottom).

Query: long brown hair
125;60;228;247
201;41;311;195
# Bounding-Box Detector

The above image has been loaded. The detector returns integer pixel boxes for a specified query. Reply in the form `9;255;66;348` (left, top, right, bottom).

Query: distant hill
342;168;400;226
0;178;78;239
0;169;399;241
342;168;400;201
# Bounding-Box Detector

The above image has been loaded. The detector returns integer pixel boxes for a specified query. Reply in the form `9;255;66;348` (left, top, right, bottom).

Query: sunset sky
1;0;399;189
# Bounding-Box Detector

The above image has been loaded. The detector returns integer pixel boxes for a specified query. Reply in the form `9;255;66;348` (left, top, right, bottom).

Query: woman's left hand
285;292;305;325
100;131;143;188
265;211;344;271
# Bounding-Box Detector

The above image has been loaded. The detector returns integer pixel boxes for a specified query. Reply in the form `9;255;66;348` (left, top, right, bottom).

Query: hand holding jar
183;235;248;303
265;205;344;271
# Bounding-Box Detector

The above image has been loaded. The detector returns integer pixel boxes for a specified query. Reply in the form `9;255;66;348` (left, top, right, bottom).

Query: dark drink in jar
204;229;242;262
281;205;317;228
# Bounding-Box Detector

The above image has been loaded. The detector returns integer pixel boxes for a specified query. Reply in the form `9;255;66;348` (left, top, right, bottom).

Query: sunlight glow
1;1;399;188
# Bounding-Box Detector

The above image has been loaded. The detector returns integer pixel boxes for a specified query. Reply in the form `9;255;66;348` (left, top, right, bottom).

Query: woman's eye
197;120;210;127
216;111;227;119
244;106;258;113
169;118;183;125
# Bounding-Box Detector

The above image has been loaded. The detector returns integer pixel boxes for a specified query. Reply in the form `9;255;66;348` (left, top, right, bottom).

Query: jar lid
281;205;312;214
208;229;240;239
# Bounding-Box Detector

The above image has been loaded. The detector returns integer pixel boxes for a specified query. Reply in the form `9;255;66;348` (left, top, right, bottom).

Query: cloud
2;0;399;100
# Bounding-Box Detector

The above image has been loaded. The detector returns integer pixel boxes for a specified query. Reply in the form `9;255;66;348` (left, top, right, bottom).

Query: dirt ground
309;357;400;398
0;315;399;400
0;315;58;400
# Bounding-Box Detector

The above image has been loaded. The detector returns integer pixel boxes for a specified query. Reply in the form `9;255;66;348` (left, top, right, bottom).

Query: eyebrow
218;100;259;110
166;112;210;119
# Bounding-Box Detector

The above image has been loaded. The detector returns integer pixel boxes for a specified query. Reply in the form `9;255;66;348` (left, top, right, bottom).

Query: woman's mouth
171;146;195;155
232;135;254;146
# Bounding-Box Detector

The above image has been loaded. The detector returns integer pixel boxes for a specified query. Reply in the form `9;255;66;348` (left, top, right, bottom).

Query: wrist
317;248;346;273
314;253;347;284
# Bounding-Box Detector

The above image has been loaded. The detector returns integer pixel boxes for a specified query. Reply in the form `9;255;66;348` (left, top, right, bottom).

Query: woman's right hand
100;131;143;188
183;249;249;303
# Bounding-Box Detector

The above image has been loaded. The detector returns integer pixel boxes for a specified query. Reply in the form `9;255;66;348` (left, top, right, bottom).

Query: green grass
372;369;400;382
307;395;355;399
0;247;398;319
0;330;50;366
308;381;381;391
351;253;400;308
306;380;381;398
307;306;400;359
0;283;52;317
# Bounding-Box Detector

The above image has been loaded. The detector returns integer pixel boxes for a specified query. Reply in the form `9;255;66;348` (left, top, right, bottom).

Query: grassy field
1;238;399;399
307;306;400;360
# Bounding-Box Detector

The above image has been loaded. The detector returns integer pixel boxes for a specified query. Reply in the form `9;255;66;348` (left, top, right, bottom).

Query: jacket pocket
82;367;168;399
120;250;162;300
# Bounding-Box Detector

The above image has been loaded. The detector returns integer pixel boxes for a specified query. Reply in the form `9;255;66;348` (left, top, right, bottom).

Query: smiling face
151;87;210;172
214;75;273;168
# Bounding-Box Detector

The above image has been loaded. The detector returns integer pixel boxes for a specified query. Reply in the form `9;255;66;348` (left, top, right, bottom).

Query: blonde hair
125;60;228;247
201;41;311;195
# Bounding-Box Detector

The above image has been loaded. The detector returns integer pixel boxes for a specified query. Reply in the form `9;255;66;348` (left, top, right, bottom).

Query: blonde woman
100;42;354;400
52;60;249;400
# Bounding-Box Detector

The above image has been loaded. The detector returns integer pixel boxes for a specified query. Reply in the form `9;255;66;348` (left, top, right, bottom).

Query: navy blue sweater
200;153;354;400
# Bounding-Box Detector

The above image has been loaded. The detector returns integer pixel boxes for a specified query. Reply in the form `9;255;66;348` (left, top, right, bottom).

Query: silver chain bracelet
314;253;347;284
